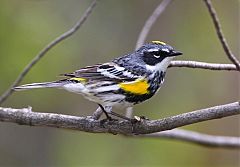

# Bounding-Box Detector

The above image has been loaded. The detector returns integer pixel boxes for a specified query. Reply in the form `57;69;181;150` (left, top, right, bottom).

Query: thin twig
138;129;240;148
170;60;237;71
0;0;98;105
135;0;172;49
203;0;240;70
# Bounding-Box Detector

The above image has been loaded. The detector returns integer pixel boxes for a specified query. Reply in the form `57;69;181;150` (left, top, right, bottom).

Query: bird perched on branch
14;41;182;121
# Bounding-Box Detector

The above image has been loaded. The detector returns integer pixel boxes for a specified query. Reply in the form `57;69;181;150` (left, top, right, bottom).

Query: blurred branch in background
135;0;172;49
0;102;239;149
203;0;240;70
138;129;240;149
0;0;98;105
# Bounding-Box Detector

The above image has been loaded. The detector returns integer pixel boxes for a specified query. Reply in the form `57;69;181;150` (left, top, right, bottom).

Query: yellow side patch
70;77;86;82
119;78;149;95
151;40;166;45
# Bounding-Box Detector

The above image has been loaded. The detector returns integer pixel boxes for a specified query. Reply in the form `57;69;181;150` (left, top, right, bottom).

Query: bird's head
137;41;182;72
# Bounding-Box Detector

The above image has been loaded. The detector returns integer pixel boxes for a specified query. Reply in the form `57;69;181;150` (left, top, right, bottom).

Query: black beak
169;50;183;57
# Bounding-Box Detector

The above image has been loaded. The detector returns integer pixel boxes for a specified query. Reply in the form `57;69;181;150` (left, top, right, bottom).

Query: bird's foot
131;115;150;123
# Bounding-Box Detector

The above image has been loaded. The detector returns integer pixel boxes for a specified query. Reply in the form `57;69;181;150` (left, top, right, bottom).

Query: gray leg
104;105;132;121
98;104;112;120
91;107;103;120
98;104;133;121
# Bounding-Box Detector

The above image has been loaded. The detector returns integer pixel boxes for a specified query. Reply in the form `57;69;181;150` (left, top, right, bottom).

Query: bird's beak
168;50;183;57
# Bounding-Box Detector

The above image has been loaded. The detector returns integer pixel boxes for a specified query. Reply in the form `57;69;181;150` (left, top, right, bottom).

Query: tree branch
138;129;240;148
170;60;238;71
0;0;98;105
203;0;240;70
0;102;239;148
135;0;172;49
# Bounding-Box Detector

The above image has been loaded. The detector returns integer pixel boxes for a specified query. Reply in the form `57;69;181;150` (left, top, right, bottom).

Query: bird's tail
13;80;68;91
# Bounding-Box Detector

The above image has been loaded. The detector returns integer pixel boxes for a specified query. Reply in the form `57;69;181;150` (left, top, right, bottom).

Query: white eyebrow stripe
162;48;170;52
148;48;159;52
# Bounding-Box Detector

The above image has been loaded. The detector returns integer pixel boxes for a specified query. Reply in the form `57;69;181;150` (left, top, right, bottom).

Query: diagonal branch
0;0;98;105
170;60;238;71
203;0;240;70
135;0;172;49
0;102;239;139
138;129;240;148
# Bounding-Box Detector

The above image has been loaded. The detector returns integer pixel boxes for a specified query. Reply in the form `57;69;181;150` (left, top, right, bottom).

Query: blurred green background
0;0;239;166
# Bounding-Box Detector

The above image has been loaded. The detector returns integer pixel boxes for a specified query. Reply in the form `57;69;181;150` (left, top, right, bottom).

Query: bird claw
131;115;149;123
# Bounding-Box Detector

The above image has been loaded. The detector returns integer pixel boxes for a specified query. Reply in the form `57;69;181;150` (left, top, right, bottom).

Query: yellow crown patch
151;40;166;45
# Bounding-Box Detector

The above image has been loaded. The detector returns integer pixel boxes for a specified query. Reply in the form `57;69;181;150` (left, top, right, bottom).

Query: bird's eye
143;50;165;66
152;51;161;58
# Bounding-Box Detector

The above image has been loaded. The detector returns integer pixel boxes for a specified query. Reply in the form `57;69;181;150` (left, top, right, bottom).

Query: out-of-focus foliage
0;0;239;166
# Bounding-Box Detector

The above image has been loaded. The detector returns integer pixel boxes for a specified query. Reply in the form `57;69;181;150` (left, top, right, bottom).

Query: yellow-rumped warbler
14;41;182;120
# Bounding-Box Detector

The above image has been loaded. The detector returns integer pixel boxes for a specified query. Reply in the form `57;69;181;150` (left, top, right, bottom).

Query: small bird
14;41;182;121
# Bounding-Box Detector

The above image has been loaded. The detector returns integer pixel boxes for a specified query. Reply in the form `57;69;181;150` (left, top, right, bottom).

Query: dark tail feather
13;80;67;91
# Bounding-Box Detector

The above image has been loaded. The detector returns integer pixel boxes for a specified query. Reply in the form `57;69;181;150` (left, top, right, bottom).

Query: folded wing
63;63;139;83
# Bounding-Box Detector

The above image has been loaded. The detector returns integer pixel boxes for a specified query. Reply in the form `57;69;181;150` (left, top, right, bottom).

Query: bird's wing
62;62;140;83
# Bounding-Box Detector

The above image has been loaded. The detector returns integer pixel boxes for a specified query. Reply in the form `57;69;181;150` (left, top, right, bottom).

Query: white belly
63;82;130;107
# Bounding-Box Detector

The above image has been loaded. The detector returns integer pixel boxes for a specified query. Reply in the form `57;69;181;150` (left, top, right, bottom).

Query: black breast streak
119;71;166;104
